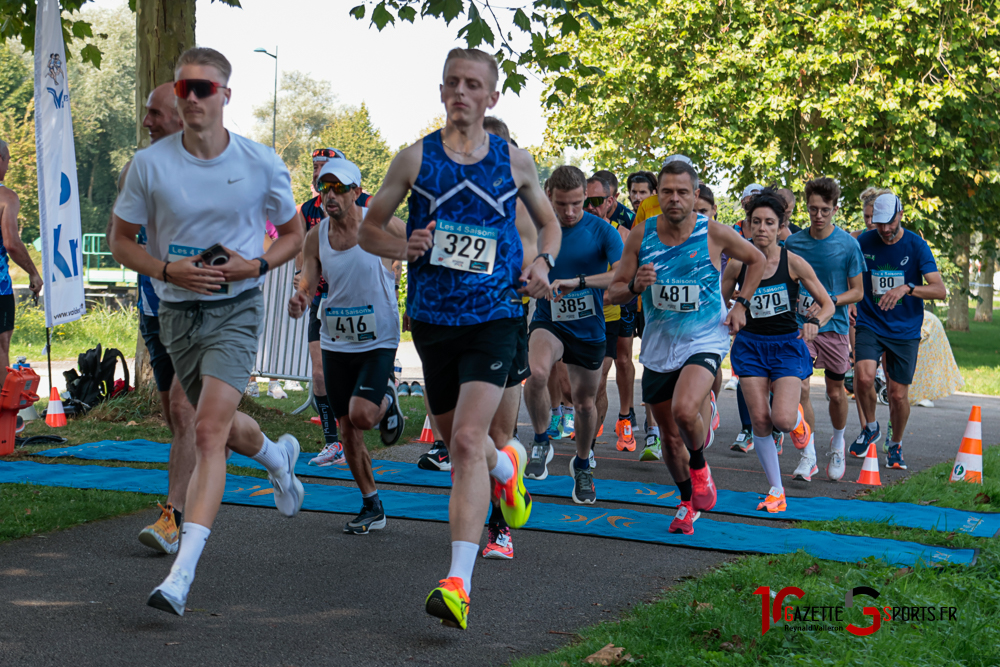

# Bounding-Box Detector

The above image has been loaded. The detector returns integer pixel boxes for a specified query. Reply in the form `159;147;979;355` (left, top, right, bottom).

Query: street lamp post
254;46;278;150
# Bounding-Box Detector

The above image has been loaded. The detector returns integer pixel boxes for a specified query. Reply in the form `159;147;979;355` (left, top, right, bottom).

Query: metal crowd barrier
253;260;315;414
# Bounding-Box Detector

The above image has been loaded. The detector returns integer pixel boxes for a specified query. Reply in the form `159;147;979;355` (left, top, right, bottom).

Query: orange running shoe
756;487;787;513
690;463;717;512
791;404;812;450
138;502;180;554
615;418;636;451
570;424;603;441
425;577;470;629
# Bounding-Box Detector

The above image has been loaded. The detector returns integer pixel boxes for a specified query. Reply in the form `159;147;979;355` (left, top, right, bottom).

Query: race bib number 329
429;220;498;274
326;305;377;343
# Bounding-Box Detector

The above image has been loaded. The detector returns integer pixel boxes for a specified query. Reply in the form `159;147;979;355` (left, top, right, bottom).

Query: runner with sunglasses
721;189;834;512
110;47;305;616
288;157;405;534
358;48;560;631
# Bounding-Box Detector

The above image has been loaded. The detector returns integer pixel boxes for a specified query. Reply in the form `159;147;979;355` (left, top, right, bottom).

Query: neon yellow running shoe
425;577;470;629
494;440;532;529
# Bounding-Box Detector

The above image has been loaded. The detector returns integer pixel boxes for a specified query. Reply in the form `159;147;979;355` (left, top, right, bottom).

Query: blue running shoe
546;414;561;439
885;443;907;470
849;424;881;458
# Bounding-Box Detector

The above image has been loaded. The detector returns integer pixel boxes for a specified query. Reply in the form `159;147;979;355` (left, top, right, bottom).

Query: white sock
171;522;210;578
362;490;378;499
252;435;286;475
648;426;660;437
489;450;515;483
551;406;562;416
753;433;783;494
831;428;846;452
446;540;479;593
866;421;878;431
563;406;574;415
803;433;816;460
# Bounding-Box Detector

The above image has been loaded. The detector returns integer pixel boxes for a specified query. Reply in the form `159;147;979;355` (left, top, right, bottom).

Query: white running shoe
309;442;345;466
283;380;304;392
245;381;260;397
270;434;304;517
792;455;818;482
147;567;192;616
267;381;288;399
724;376;739;391
827;447;846;481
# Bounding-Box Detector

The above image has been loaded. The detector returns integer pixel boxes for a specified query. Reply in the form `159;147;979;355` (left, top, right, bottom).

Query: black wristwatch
627;278;640;295
831;294;838;305
256;257;269;276
577;274;587;289
806;316;820;326
535;253;555;270
734;296;751;309
906;282;916;295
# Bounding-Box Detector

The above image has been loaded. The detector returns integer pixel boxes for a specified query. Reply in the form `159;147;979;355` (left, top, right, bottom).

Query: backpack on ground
62;344;131;411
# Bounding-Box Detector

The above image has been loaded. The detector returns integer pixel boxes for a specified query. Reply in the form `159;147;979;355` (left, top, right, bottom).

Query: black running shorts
0;294;15;334
505;312;530;388
528;321;604;371
308;301;322;343
321;347;395;418
642;353;722;404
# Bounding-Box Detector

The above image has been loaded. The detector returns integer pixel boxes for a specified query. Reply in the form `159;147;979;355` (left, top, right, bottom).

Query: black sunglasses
584;196;607;208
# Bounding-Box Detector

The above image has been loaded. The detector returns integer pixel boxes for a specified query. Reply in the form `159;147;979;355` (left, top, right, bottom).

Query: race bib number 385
430;220;498;274
553;289;596;322
326;305;377;343
652;280;700;312
872;270;904;296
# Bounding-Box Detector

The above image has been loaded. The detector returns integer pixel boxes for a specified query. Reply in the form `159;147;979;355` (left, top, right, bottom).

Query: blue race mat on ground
2;459;979;567
34;439;1000;537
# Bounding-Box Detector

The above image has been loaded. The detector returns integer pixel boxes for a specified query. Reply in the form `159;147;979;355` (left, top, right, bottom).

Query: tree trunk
131;0;196;390
946;232;970;331
975;252;995;323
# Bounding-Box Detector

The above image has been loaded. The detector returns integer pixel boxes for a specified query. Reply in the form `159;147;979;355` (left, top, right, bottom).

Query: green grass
10;301;139;362
944;308;1000;396
514;445;1000;667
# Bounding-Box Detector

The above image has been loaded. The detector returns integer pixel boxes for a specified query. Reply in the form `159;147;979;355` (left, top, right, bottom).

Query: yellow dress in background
909;311;964;404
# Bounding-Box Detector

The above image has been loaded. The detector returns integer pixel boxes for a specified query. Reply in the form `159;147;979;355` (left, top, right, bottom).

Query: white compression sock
252;435;286;474
171;522;211;577
753;433;783;495
446;541;479;593
831;428;846;452
804;433;816;460
489;450;515;483
563;406;574;415
866;421;878;431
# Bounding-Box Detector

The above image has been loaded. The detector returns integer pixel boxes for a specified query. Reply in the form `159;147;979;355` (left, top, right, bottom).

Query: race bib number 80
652;280;700;312
553;289;596;321
326;305;377;343
430;220;498;274
872;270;904;296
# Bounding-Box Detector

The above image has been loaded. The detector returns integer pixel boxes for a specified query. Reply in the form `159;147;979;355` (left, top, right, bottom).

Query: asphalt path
1;367;997;666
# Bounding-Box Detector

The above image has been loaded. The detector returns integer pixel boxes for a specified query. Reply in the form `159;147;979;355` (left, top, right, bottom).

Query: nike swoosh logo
518;367;528;375
228;177;245;184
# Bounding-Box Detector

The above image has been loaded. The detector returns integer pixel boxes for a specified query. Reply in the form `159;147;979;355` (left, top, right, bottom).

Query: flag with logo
34;0;86;327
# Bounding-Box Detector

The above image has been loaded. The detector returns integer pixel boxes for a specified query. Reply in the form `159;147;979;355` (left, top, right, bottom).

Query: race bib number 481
326;305;377;343
652;280;700;312
430;220;498;274
168;244;230;295
553;289;596;322
872;270;904;296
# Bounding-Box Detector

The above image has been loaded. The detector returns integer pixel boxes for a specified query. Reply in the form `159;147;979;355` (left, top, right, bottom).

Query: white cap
662;154;694;168
872;193;901;224
741;183;764;200
317;158;362;188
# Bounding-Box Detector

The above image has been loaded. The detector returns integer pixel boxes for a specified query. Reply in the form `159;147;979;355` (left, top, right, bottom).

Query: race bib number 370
652;281;700;312
750;284;790;319
553;290;596;322
326;305;377;343
872;270;904;296
430;220;498;274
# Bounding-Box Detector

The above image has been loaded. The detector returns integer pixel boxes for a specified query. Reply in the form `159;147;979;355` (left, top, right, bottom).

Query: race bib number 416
430;220;498;274
326;305;377;343
553;289;596;322
168;244;230;295
652;280;700;312
872;270;904;296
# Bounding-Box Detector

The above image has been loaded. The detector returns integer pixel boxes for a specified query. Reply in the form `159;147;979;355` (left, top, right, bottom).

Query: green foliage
251;69;341;170
317;103;394;196
942;307;1000;396
0;42;33;118
0;99;39;241
10;301;139;361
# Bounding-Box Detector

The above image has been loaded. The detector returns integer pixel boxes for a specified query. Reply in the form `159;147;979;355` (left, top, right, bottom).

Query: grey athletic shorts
159;289;263;406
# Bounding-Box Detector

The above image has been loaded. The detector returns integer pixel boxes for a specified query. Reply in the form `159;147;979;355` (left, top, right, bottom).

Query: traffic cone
415;415;435;444
950;406;983;484
857;442;881;486
44;387;66;428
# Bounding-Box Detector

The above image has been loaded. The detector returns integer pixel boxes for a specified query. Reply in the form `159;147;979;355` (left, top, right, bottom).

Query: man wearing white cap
289;157;405;533
850;193;946;470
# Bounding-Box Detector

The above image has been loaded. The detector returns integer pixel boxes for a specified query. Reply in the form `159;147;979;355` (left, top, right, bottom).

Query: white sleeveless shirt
317;213;400;353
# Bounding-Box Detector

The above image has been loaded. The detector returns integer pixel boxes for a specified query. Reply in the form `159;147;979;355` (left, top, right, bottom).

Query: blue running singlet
406;130;522;326
638;213;730;373
0;184;10;296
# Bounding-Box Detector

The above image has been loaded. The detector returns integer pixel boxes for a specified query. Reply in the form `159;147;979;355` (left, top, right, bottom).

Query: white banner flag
34;0;86;328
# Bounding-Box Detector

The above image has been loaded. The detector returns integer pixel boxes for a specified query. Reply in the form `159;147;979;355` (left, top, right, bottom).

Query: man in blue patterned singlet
609;159;767;537
358;48;561;631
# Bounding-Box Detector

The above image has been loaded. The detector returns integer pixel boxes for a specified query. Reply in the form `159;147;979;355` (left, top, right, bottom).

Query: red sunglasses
174;79;227;99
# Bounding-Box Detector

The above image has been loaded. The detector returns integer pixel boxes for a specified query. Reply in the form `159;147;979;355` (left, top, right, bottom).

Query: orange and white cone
857;442;881;486
950;406;983;484
44;387;66;428
415;415;435;444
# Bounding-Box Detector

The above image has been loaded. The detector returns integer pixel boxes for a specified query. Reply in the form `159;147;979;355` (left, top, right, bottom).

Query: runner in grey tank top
289;158;406;535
